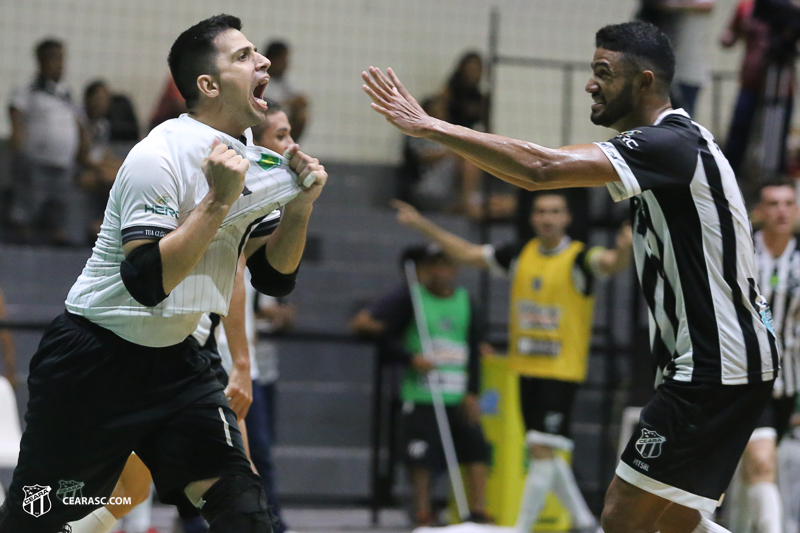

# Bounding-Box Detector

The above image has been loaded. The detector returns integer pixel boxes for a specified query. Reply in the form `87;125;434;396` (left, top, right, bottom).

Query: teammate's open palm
362;67;432;137
202;139;249;206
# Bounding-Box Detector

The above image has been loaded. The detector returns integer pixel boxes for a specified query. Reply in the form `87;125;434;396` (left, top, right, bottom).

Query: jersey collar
538;236;571;256
180;113;250;154
653;108;689;126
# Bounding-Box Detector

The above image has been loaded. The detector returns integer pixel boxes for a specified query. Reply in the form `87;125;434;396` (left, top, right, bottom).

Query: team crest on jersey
56;480;85;503
635;429;666;459
22;484;52;517
544;411;564;434
256;153;282;171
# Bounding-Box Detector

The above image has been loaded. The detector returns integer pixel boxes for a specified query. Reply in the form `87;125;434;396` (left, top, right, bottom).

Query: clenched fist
202;139;249;206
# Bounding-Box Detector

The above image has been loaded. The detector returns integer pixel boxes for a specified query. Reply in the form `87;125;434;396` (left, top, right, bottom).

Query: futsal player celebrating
726;178;800;533
363;21;777;533
0;14;326;533
392;194;631;532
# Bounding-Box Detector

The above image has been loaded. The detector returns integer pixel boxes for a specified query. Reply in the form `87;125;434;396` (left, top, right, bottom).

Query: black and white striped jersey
754;231;800;396
596;109;778;386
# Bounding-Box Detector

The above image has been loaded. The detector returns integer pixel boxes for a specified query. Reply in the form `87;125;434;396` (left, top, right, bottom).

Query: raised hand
390;199;427;229
362;67;435;137
202;139;249;206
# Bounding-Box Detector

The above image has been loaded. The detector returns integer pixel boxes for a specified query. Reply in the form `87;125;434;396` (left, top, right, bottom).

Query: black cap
399;243;449;269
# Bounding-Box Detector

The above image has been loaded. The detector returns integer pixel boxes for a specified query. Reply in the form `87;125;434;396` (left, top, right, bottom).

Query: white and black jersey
66;115;301;347
596;109;778;386
754;231;800;396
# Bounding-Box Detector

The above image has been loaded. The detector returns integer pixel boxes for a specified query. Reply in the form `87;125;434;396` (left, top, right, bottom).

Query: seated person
351;245;490;527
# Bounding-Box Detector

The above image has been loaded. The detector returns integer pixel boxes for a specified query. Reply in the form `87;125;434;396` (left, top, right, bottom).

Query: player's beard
590;79;635;128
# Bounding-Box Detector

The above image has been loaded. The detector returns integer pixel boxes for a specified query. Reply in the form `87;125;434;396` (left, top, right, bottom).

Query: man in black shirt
363;20;776;533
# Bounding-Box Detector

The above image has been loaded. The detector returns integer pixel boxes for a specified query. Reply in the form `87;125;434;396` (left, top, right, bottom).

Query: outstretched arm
392;200;489;269
593;224;633;276
362;67;619;191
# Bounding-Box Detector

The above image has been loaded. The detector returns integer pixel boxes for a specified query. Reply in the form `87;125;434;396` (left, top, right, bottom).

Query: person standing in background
264;41;309;142
7;38;81;245
637;0;715;116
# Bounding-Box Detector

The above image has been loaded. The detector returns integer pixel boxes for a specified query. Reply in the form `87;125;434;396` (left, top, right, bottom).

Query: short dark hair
595;21;675;89
35;38;63;62
759;176;797;198
265;41;288;60
533;191;570;210
84;79;108;102
250;99;284;141
168;14;242;109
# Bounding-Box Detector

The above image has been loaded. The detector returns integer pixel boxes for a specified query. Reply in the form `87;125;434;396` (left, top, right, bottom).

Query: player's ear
637;70;656;93
197;74;220;100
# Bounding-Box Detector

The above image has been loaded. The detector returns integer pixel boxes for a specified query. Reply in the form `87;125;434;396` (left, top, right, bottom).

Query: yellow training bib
508;239;595;383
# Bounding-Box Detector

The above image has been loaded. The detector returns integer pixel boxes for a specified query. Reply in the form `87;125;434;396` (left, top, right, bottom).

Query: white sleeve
594;141;642;202
8;85;29;113
116;147;182;243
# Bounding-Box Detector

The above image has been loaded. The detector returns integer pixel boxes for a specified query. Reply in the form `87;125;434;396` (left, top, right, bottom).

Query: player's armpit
120;240;168;306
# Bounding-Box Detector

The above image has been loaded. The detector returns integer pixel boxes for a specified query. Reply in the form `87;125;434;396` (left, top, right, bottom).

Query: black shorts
618;379;773;513
402;403;490;470
519;376;579;445
0;312;251;532
754;393;797;442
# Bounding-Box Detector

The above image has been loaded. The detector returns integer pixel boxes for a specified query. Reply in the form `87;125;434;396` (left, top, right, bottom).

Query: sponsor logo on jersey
635;428;666;459
155;194;172;207
144;203;179;219
22;485;51;517
56;480;84;503
616;130;642;149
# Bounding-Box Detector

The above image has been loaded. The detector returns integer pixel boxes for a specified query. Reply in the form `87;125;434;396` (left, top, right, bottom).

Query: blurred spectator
443;52;488;131
722;0;799;192
244;100;298;533
107;92;139;142
264;40;309;141
637;0;715;116
0;288;15;390
7;38;80;245
399;96;483;216
76;80;123;244
351;245;491;527
148;74;186;131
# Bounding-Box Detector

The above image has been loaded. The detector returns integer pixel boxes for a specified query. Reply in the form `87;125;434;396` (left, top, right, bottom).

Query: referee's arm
362;67;619;191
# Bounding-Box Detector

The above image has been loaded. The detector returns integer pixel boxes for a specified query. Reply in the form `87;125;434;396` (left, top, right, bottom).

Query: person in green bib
352;245;491;527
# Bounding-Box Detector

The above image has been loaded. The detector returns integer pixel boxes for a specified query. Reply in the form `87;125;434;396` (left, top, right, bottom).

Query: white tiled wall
0;0;743;164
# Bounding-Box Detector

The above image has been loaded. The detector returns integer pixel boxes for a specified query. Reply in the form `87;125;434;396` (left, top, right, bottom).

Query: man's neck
189;107;246;139
762;231;793;258
614;101;673;132
539;235;566;251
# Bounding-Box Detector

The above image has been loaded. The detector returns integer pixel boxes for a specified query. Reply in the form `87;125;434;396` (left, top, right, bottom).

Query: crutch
404;260;470;522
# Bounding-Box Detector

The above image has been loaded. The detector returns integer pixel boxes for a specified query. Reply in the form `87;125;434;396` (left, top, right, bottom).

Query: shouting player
0;14;325;533
363;21;777;533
